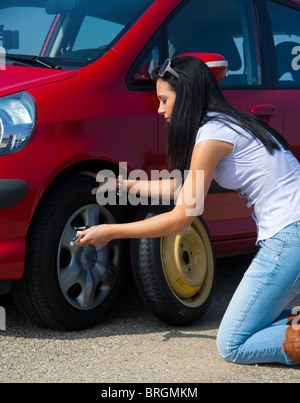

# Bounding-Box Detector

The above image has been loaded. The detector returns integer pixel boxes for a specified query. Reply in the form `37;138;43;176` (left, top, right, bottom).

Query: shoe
282;325;300;364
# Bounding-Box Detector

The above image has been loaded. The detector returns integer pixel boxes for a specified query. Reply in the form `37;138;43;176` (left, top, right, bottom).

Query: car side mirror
131;52;228;86
177;52;228;82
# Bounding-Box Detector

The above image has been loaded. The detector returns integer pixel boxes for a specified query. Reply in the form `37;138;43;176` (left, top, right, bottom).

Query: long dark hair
154;56;290;174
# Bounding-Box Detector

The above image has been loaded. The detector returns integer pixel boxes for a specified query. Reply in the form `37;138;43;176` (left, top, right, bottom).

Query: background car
0;0;299;329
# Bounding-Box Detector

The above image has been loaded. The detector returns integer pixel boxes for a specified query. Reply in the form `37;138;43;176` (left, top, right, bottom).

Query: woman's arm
80;171;179;200
76;140;233;246
122;177;179;201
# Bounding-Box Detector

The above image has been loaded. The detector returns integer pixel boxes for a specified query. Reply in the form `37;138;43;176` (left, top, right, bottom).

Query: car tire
131;205;216;326
12;175;126;330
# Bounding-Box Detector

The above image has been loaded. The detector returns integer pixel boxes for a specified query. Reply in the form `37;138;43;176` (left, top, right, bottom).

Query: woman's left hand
74;225;113;247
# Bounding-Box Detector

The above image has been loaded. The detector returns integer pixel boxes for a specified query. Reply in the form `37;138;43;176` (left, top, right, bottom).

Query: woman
76;56;300;366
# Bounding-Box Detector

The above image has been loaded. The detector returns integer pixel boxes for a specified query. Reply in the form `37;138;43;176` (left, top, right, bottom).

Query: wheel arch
27;158;129;241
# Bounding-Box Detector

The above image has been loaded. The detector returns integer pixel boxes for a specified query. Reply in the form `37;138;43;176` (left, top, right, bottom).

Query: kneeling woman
76;56;300;366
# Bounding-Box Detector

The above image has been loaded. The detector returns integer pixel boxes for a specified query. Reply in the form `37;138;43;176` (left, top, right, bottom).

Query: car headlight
0;92;36;155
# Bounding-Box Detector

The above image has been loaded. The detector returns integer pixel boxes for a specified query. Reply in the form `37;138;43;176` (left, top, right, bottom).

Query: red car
0;0;300;329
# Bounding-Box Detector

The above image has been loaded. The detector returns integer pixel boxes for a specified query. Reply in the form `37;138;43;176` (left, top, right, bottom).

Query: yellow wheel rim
160;217;214;308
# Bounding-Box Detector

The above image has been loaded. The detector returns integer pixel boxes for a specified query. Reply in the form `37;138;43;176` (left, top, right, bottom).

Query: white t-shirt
195;113;300;242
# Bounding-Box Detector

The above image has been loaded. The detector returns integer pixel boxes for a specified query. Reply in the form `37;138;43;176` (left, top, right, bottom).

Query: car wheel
131;205;216;326
12;175;126;330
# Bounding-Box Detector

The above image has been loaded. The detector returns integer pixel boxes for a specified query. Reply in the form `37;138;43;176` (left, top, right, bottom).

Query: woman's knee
216;331;237;363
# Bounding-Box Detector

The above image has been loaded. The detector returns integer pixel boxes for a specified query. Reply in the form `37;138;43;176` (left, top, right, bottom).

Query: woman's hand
74;225;113;247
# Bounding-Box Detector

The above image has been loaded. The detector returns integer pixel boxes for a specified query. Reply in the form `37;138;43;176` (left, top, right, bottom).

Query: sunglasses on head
159;59;179;79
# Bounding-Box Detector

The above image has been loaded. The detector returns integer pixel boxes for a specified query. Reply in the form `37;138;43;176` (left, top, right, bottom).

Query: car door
154;0;285;255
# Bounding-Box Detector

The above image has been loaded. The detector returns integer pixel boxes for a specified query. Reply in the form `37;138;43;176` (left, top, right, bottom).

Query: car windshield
0;0;155;69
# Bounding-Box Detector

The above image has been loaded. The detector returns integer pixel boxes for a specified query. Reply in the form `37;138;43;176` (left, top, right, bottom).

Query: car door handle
251;104;275;116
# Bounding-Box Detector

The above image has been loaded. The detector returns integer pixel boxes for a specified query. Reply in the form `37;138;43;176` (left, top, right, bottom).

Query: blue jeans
216;221;300;365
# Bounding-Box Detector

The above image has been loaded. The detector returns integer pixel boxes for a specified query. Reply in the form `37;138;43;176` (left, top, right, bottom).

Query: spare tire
131;205;216;326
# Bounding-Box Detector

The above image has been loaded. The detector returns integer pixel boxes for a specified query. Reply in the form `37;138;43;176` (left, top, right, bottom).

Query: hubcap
81;246;98;271
161;217;214;308
57;204;121;310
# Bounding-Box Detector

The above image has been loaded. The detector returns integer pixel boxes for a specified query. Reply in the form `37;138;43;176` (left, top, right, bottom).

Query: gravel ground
1;254;300;383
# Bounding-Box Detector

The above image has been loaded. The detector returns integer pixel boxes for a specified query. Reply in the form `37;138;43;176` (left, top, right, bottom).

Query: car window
167;0;261;87
130;43;161;87
0;0;155;69
267;1;300;87
45;0;155;63
129;0;261;89
72;16;124;52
